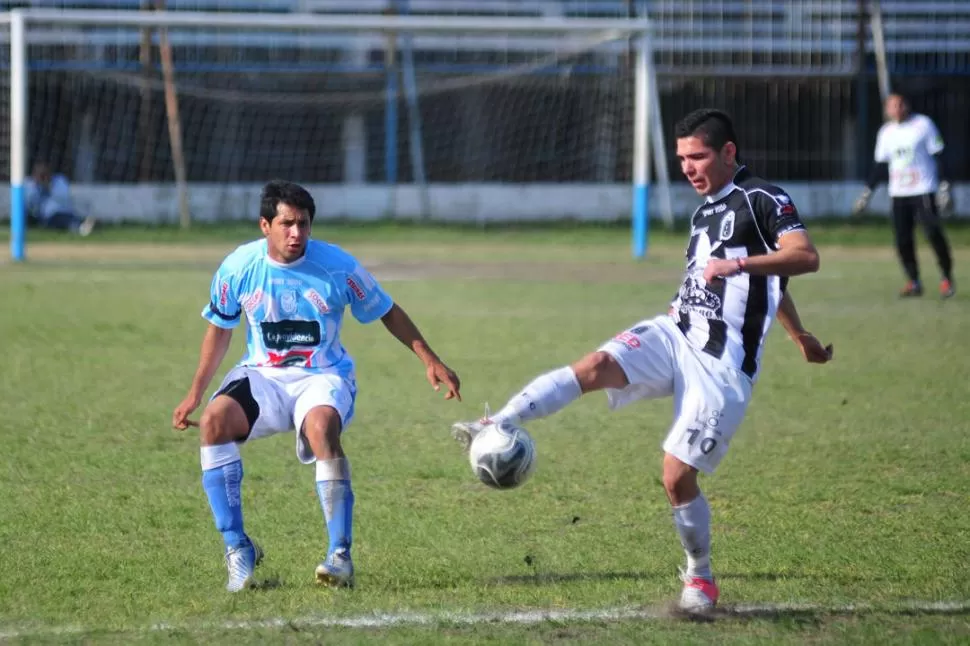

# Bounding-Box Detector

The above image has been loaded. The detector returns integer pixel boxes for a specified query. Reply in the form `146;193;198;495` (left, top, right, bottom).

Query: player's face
885;95;908;122
260;202;311;263
676;136;737;196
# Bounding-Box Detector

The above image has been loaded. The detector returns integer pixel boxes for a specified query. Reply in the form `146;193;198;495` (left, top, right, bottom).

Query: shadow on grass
669;601;970;625
488;568;878;587
487;571;657;586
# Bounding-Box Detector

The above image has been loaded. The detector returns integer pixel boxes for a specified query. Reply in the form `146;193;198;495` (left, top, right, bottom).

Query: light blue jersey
202;239;394;376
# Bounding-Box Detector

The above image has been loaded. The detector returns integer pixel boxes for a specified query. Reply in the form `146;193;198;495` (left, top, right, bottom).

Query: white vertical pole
384;30;399;218
632;27;651;259
870;0;891;102
10;9;27;262
647;44;674;227
398;0;432;220
342;41;367;184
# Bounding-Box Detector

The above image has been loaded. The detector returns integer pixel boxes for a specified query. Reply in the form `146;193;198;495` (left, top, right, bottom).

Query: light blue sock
315;458;354;556
202;457;247;550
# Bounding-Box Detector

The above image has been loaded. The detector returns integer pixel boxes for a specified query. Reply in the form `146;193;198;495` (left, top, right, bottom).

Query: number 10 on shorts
684;427;718;455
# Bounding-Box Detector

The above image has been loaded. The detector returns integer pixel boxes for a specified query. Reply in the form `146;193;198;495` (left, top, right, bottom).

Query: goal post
5;8;660;262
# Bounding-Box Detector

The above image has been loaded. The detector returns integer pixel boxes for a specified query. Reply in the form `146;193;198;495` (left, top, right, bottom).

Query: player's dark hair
674;108;742;163
260;180;316;222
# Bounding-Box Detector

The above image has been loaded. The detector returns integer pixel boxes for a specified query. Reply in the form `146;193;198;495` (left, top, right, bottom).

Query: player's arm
929;123;953;213
736;230;819;277
864;162;889;193
173;264;243;429
706;192;818;280
776;290;832;364
852;164;887;216
854;128;891;215
173;325;235;429
935;154;954;214
380;303;461;401
705;230;819;281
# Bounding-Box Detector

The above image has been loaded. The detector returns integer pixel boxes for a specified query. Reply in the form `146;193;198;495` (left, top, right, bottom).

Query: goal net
3;10;647;235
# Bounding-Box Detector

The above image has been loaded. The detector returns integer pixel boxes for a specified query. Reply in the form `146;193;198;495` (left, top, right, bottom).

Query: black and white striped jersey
670;166;807;380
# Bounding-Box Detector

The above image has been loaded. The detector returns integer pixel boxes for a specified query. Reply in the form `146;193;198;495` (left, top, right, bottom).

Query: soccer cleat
940;278;955;299
899;281;923;298
224;539;264;593
450;405;492;451
315;548;355;588
678;568;719;612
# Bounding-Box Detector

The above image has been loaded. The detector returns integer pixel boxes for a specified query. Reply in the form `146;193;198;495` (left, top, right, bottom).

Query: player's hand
793;332;833;364
703;258;742;284
852;188;872;216
936;181;953;215
172;394;202;430
426;360;461;401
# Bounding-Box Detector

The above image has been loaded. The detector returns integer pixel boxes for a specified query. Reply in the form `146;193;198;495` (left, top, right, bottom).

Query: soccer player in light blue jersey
172;180;461;592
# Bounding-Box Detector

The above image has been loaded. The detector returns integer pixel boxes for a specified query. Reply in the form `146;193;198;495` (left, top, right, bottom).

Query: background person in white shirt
854;93;954;298
24;161;96;236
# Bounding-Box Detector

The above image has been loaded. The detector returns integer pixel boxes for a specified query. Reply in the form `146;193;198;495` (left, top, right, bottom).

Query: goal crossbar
1;9;648;35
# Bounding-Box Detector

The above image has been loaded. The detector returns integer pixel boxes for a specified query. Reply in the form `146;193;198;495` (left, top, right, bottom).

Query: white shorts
212;366;357;464
598;315;752;473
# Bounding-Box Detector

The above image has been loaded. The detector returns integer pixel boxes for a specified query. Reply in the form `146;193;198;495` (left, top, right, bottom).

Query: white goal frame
4;9;664;262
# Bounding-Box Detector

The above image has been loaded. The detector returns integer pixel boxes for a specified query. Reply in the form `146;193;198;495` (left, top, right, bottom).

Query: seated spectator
25;161;96;236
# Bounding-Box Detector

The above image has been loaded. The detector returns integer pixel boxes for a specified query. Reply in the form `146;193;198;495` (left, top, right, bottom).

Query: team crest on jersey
280;289;299;315
718;211;735;241
677;274;722;320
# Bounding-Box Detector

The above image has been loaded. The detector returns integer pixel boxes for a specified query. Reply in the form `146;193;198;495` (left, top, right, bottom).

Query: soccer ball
468;421;537;490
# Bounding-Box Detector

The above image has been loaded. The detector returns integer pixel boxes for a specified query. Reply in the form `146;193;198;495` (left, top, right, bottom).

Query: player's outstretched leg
302;405;355;589
663;453;718;611
452;352;631;448
451;364;588;450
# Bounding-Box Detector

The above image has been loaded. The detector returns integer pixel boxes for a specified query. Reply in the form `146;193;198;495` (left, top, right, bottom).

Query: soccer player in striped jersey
450;109;833;613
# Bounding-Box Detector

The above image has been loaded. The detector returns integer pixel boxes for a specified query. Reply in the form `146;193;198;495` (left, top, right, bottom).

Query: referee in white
854;93;955;298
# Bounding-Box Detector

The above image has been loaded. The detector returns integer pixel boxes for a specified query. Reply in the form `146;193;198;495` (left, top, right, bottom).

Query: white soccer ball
468;421;537;490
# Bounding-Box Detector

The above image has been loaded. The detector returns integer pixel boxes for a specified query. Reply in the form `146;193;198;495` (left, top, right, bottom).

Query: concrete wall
4;182;970;224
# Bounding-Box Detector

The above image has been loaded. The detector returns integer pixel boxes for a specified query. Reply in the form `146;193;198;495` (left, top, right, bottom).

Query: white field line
1;600;968;640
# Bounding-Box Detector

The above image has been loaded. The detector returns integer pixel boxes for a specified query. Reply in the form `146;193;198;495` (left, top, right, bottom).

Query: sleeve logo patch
346;277;366;300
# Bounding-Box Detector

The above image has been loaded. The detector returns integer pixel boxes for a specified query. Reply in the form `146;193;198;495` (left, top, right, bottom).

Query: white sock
672;493;712;580
200;443;241;470
315;457;351;482
492;367;582;425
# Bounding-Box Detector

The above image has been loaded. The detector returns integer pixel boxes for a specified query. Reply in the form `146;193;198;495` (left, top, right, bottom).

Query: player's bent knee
301;406;344;459
199;397;250;446
662;453;700;505
571;351;628;393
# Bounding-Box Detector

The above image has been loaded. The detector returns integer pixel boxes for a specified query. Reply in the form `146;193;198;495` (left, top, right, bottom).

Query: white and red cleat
679;569;719;612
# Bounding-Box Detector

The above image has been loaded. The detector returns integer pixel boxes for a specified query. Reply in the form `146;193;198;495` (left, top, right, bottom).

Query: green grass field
1;223;969;644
